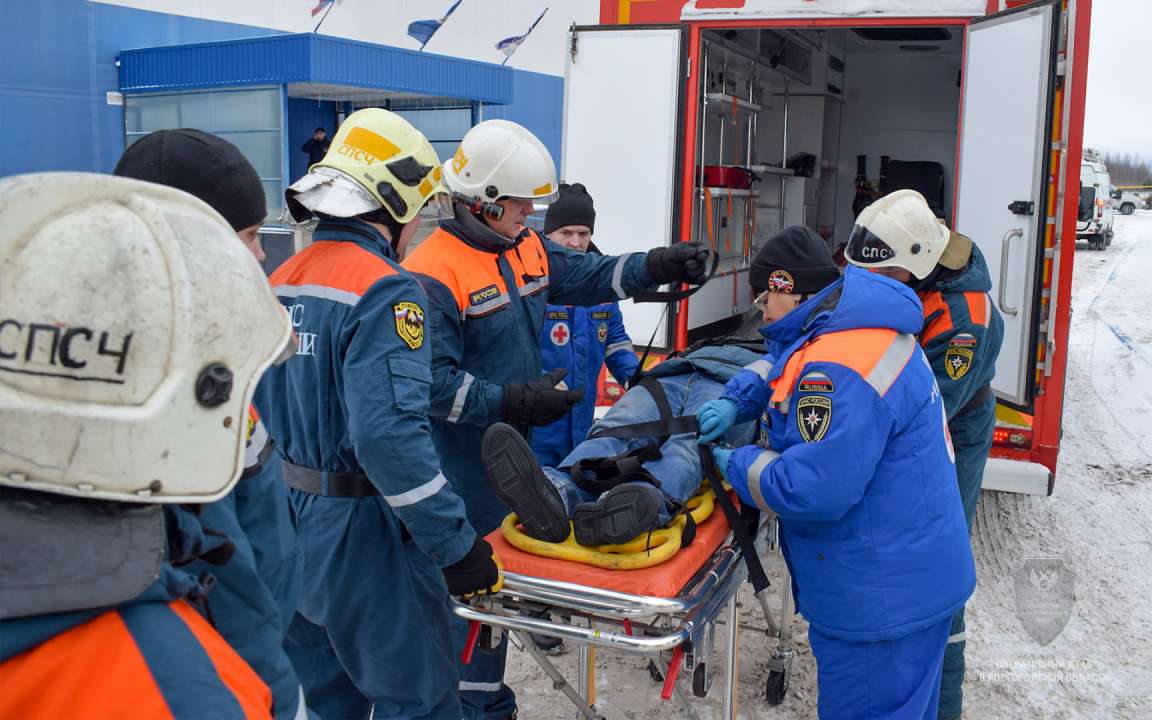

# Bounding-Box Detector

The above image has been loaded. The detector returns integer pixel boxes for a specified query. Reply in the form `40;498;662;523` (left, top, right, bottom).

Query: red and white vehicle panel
573;0;1094;495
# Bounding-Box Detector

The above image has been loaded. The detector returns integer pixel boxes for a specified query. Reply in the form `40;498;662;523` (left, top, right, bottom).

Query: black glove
442;537;504;598
501;368;584;428
645;242;711;286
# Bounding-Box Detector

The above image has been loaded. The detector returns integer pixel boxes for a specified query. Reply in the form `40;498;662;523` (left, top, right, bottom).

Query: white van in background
1078;149;1114;250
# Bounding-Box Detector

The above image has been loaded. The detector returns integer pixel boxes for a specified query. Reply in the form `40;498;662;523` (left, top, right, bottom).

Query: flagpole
314;2;335;33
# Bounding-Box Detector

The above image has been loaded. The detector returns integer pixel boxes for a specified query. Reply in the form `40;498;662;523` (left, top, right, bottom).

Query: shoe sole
482;423;571;544
572;483;663;546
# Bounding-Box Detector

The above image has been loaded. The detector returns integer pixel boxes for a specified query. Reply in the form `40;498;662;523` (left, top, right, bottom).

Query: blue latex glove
712;447;734;484
697;399;739;444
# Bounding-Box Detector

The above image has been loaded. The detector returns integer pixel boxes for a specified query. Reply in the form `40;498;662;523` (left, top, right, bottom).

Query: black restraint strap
281;460;381;498
698;444;771;594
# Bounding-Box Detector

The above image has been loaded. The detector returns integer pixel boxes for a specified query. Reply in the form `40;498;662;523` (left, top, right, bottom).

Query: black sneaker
572;482;663;546
482;423;571;544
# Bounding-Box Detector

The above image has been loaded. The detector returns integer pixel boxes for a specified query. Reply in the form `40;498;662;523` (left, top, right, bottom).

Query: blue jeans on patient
542;372;735;527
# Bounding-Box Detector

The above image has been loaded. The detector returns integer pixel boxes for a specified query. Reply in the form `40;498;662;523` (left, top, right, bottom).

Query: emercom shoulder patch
796;395;832;442
797;370;835;394
394;302;424;350
945;334;976;380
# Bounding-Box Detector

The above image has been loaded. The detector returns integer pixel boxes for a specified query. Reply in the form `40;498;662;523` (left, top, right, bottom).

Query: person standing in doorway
301;127;329;169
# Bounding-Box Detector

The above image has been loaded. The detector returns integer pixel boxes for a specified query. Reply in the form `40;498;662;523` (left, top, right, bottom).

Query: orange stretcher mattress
485;492;739;599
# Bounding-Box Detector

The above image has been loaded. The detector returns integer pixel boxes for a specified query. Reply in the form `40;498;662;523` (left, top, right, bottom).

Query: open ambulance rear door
953;1;1062;495
562;25;687;349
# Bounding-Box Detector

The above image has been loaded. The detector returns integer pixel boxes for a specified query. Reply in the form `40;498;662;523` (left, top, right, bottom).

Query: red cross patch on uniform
551;323;570;346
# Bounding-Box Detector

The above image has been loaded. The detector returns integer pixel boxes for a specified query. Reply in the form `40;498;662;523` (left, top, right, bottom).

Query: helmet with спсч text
287;108;444;224
0;173;294;504
845;189;950;280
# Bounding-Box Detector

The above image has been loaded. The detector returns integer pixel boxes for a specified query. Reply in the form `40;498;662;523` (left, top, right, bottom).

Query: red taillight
993;427;1032;449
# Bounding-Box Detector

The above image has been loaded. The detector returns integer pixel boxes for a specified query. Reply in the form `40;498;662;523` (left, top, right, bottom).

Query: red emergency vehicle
581;0;1092;496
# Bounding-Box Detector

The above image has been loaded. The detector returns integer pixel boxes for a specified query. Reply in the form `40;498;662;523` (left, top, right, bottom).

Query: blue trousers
284;491;461;720
543;373;750;526
809;617;951;720
938;395;996;719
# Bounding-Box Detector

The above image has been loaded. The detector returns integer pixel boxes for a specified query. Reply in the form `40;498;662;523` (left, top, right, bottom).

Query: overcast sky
1082;0;1151;159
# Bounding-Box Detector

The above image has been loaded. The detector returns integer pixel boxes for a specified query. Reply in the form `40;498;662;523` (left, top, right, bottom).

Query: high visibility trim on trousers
460;680;503;692
383;473;448;508
746;450;780;512
447;373;474;424
947;632;966;644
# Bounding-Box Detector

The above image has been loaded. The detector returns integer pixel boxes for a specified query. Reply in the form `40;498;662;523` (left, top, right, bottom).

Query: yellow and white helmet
443;119;559;205
286;108;444;224
0;173;294;504
844;189;951;279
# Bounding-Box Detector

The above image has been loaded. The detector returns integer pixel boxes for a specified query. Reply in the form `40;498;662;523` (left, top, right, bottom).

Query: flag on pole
311;0;333;17
408;0;463;50
495;8;548;65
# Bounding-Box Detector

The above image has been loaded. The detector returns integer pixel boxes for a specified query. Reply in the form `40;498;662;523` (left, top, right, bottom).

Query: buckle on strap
281;460;380;498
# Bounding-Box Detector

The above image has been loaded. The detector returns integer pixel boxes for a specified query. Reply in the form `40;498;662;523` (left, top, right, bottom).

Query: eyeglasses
753;289;772;315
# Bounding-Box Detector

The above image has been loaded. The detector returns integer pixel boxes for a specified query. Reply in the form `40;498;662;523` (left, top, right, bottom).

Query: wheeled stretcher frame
452;516;794;719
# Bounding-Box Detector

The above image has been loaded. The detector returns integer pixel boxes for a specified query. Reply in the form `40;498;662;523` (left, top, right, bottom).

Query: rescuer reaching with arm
402;118;711;720
270;108;501;720
0;172;295;720
844;189;1004;720
697;222;977;720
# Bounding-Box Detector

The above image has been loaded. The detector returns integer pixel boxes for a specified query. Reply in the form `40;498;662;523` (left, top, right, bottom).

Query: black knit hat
749;225;841;295
114;129;267;232
544;183;595;235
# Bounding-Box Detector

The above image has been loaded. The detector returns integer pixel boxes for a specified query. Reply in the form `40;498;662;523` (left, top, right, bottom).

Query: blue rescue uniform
916;244;1004;719
533;301;638;466
404;219;655;719
262;218;476;720
180;403;304;720
720;266;976;720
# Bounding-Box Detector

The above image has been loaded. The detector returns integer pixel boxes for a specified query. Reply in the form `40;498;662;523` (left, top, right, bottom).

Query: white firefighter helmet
845;189;951;279
286;108;444;224
442;119;559;205
0;173;294;504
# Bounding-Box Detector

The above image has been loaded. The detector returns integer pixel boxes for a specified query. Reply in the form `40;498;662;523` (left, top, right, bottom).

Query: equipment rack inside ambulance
565;0;1094;496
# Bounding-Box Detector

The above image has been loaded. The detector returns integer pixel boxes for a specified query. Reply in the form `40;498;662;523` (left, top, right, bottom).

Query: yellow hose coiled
501;485;718;570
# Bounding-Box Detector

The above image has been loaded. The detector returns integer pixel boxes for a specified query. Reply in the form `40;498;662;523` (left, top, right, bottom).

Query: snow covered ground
501;211;1152;719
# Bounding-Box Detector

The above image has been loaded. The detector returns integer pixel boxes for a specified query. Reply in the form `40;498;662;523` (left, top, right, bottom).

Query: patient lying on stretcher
481;340;767;547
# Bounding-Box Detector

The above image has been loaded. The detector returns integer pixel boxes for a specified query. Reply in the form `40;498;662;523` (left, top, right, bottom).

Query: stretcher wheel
692;663;708;697
648;659;664;683
765;668;788;706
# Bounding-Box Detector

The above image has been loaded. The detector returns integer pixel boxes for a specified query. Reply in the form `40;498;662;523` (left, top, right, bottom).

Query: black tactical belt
956;383;993;419
282;460;381;498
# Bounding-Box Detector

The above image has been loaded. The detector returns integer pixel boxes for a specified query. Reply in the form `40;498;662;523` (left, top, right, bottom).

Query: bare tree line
1102;152;1152;187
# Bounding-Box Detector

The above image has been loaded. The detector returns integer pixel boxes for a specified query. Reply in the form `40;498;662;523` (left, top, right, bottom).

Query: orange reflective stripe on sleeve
168;600;272;720
919;291;954;345
0;611;174;720
965;291;991;328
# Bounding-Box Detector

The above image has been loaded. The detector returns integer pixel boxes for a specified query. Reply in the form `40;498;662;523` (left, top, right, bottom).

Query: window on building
126;86;284;225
